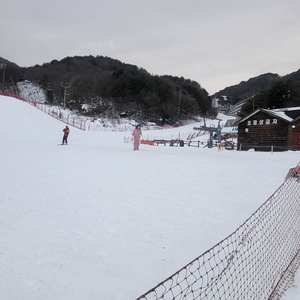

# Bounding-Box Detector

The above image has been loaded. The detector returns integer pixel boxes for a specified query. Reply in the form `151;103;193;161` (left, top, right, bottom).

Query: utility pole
0;63;6;91
60;82;71;110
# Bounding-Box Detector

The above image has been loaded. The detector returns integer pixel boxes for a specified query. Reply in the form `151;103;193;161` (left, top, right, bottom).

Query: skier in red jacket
62;126;70;145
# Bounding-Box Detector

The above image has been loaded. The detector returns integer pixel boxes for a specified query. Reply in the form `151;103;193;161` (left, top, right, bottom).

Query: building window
253;120;258;125
245;128;249;132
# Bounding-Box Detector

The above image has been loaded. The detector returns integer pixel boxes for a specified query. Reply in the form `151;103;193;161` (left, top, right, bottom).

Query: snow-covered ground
0;95;299;300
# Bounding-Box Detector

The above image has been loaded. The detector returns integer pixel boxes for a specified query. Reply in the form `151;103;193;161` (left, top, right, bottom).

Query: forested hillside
2;55;300;122
0;57;21;83
0;56;215;125
212;73;280;104
212;70;300;117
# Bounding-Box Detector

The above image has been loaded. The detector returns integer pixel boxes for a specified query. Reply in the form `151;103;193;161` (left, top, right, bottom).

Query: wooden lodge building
236;107;300;151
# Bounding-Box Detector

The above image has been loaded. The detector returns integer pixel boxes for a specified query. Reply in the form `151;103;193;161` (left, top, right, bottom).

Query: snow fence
0;91;86;130
135;163;300;300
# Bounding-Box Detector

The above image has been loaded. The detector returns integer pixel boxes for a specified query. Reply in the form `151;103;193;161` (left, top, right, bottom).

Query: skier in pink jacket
133;123;142;150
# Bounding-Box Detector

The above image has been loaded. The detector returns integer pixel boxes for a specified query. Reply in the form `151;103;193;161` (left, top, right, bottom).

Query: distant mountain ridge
212;70;300;107
212;73;280;102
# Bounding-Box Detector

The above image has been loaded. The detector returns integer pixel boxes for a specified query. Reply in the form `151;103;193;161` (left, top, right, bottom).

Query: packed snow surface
0;95;299;300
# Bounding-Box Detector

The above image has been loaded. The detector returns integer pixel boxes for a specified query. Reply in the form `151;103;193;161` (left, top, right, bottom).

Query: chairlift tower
193;117;222;148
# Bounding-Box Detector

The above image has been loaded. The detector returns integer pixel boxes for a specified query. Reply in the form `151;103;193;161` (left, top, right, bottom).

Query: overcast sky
1;0;300;95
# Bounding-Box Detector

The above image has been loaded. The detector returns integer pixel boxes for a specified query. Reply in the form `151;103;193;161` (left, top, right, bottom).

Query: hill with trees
0;57;21;84
212;70;300;117
212;73;280;105
2;55;300;121
0;56;215;125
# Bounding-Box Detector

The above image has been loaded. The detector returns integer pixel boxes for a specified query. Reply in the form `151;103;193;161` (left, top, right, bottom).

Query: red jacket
63;128;70;136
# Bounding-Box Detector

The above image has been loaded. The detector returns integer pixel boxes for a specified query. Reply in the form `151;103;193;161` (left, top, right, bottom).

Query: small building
221;118;238;136
236;107;300;151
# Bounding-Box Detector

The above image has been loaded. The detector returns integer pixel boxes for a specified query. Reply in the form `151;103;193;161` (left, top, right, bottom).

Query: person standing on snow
217;132;222;151
132;123;142;150
217;132;222;143
62;126;70;145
